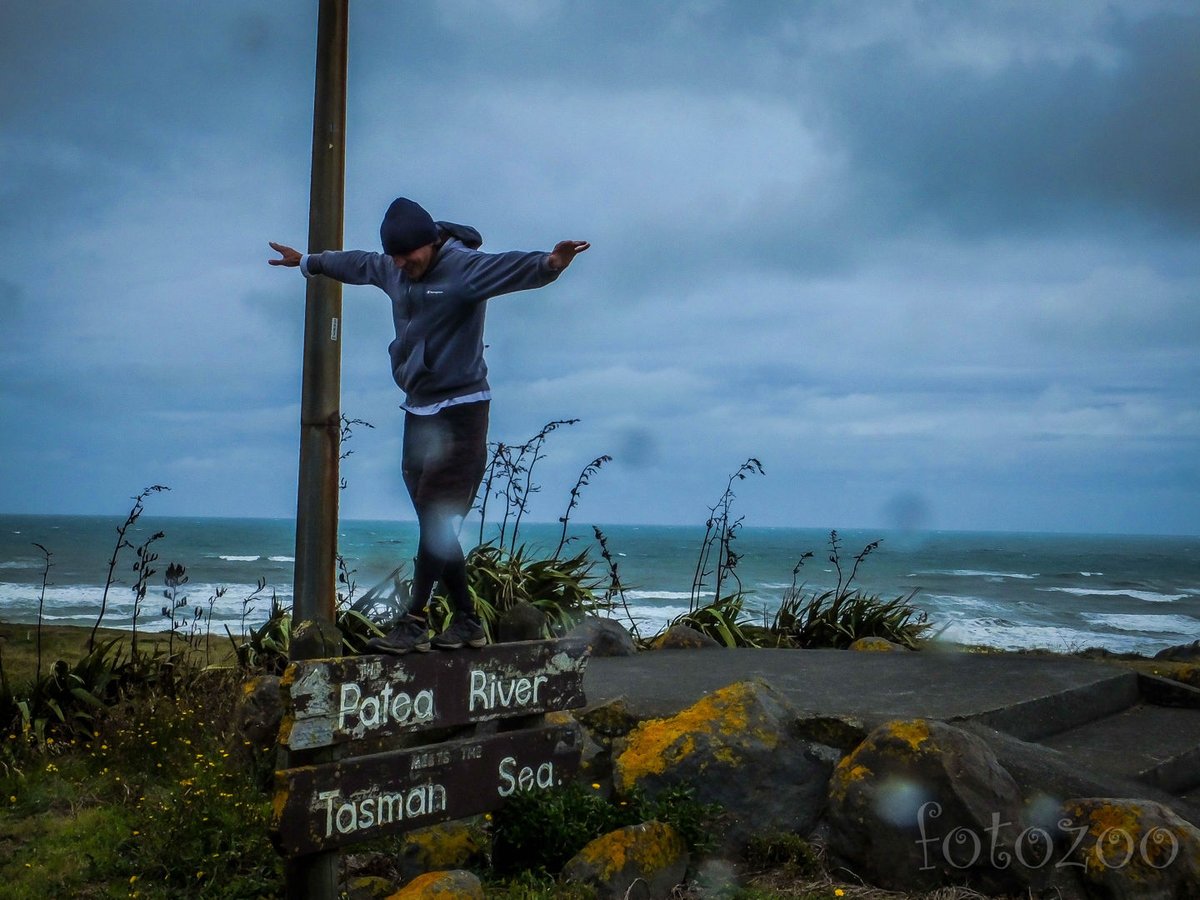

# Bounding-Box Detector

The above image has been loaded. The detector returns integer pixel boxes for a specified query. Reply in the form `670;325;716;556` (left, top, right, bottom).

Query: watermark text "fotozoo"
916;802;1180;871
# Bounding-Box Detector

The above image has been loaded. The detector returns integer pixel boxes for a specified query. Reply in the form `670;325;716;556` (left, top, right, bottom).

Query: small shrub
482;869;594;899
662;594;759;648
492;782;624;875
490;781;722;875
228;596;291;674
769;531;932;650
455;542;602;639
771;587;930;649
3;638;125;749
744;831;823;878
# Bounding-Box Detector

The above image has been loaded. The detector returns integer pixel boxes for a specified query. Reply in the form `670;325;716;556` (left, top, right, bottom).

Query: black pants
402;400;489;619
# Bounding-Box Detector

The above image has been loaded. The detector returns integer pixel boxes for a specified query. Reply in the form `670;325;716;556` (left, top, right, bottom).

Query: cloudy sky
2;1;1198;535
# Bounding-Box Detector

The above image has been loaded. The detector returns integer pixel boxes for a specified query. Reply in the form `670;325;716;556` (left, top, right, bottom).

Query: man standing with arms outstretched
269;197;589;654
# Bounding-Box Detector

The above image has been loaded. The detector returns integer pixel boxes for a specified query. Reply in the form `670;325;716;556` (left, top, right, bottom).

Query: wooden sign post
271;639;589;859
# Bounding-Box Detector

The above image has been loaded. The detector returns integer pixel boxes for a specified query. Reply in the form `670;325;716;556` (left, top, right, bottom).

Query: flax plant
555;455;612;558
771;531;931;649
593;525;640;641
129;531;165;657
688;458;763;614
32;543;52;684
90;485;169;652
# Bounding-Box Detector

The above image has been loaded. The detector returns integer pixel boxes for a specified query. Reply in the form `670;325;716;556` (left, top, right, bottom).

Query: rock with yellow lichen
1167;664;1200;690
342;874;394;899
392;818;489;885
386;869;483;899
847;636;908;652
561;821;689;899
651;624;720;650
825;718;1051;896
793;714;869;753
1060;798;1200;899
612;679;837;851
578;698;642;743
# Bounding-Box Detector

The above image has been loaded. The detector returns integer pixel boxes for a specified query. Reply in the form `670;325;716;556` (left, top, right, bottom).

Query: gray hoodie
302;224;559;408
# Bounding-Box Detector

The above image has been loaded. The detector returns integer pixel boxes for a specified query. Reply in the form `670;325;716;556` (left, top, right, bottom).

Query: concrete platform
584;648;1132;725
582;647;1200;818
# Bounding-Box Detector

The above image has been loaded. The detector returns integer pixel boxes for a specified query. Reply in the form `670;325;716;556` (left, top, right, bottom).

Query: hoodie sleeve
302;250;393;287
459;249;560;301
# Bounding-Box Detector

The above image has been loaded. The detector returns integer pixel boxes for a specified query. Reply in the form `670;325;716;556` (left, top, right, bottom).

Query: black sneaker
431;616;487;650
364;615;431;655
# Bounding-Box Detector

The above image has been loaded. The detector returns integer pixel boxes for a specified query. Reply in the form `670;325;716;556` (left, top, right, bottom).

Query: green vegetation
491;781;721;876
672;459;765;648
2;660;280;899
454;541;603;639
767;532;931;650
744;831;823;880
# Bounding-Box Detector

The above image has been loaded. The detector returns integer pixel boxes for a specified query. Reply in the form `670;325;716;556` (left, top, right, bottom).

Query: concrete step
964;669;1140;741
1039;703;1200;794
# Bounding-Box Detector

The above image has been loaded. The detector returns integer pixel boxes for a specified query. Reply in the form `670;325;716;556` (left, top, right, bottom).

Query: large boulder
386;870;483;899
393;819;489;884
342;876;393;899
1154;641;1200;662
494;601;548;642
612;679;836;851
1061;798;1200;900
561;821;689;900
825;718;1049;895
1166;664;1200;690
577;698;643;745
793;714;869;753
847;636;909;652
650;624;720;650
566;616;638;657
958;721;1200;829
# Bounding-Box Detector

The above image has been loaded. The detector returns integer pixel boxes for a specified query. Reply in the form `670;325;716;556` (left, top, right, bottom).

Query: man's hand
268;242;302;267
547;240;590;272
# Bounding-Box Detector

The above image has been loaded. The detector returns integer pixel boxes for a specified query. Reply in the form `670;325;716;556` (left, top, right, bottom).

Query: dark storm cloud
1;0;1197;531
0;3;310;245
342;0;1200;296
806;8;1200;236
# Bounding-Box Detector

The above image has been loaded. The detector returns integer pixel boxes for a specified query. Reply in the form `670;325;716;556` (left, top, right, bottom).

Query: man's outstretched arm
268;242;390;286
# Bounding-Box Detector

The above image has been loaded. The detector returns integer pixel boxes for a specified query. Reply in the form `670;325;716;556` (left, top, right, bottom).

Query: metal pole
287;1;347;897
293;0;347;630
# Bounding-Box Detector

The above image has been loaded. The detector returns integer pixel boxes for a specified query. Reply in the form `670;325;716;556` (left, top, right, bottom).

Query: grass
0;622;134;687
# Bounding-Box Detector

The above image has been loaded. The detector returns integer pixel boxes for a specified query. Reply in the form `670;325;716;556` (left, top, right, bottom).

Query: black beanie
379;197;439;256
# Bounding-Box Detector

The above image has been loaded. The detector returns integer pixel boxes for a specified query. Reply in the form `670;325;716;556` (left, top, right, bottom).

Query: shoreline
3;618;1194;689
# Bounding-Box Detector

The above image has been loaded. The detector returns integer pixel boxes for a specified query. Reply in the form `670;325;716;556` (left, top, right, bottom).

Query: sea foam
1039;587;1187;603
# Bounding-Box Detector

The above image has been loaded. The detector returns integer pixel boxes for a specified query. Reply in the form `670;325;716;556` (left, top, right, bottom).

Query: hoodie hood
436;221;483;249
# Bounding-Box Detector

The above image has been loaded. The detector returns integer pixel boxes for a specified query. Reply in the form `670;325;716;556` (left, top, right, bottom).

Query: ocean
1;514;1197;656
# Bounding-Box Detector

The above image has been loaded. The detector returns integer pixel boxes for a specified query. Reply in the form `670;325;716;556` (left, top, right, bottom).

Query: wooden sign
271;722;582;856
280;639;588;751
